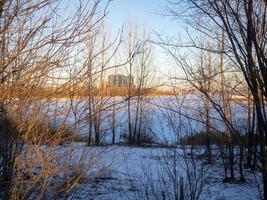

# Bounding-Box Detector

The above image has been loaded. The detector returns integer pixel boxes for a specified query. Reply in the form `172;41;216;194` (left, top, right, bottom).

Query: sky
107;0;178;36
105;0;185;84
64;0;187;86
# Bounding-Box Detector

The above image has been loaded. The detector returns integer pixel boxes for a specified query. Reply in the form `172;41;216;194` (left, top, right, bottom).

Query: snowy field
16;95;261;199
60;144;261;200
1;96;262;200
44;95;249;144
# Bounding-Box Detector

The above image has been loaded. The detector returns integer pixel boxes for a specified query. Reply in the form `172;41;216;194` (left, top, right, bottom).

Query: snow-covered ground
24;95;260;199
63;144;261;200
43;95;250;144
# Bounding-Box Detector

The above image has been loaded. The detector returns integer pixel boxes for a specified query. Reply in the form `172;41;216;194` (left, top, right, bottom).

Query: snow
61;144;261;200
44;95;251;144
19;95;261;199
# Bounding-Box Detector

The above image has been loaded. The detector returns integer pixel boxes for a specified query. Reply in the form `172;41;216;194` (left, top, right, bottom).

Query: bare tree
0;0;112;198
162;0;267;198
123;23;155;145
85;22;123;145
124;22;140;144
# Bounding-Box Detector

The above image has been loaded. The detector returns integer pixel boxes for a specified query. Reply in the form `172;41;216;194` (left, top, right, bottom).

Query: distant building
107;74;134;87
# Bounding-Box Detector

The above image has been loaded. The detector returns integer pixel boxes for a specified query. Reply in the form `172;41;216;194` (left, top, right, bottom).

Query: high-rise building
107;74;134;87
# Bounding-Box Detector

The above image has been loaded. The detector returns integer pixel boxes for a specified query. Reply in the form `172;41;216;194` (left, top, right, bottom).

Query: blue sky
105;0;185;80
66;0;186;83
107;0;178;35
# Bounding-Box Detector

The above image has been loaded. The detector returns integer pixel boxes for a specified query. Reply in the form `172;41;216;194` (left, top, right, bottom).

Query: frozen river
41;95;249;144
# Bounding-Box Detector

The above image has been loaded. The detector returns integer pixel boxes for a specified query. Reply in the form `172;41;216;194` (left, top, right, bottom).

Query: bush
73;135;89;143
17;113;74;145
179;131;227;146
179;131;247;146
121;126;156;145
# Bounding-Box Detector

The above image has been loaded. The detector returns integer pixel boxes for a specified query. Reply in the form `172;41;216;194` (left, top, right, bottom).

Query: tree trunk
247;89;254;167
239;145;245;182
112;96;116;144
220;29;235;181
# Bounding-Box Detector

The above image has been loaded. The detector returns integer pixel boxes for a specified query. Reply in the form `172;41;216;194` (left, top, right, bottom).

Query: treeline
8;86;177;98
8;85;251;99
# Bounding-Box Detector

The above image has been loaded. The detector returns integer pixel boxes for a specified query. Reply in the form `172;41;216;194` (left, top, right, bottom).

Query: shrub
179;131;246;146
